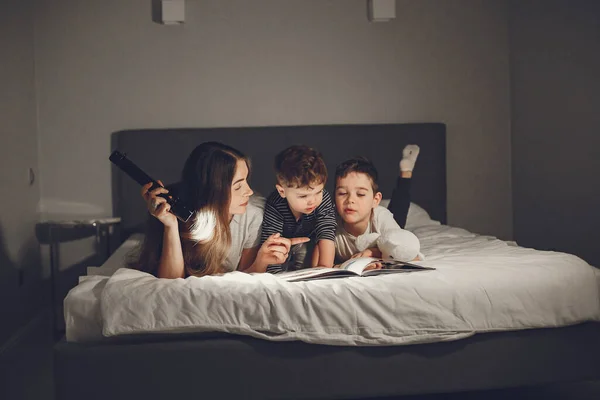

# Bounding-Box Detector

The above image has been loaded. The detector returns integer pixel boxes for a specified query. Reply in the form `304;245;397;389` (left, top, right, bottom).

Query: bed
54;123;600;400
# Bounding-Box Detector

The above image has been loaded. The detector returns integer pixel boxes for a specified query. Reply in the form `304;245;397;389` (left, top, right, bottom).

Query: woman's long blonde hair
132;142;250;277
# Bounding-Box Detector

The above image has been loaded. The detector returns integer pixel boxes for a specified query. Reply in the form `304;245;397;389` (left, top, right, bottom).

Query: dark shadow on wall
0;228;54;400
0;223;48;346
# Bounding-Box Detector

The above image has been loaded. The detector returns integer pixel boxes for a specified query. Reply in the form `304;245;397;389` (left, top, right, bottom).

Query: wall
34;0;513;240
0;0;44;345
509;0;600;266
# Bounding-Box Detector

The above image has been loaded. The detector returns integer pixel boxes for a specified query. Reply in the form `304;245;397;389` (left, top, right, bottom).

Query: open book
274;257;435;282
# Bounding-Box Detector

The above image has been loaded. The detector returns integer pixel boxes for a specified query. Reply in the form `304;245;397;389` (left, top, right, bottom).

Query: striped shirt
260;189;337;244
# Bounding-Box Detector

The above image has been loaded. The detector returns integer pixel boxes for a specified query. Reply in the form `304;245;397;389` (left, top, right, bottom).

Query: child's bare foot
399;144;420;178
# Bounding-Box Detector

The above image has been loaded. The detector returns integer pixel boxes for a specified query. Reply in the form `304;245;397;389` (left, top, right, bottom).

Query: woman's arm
141;181;185;279
157;224;186;279
241;234;310;273
238;246;259;272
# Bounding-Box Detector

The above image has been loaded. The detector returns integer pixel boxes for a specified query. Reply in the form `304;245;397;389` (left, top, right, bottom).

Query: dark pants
387;177;411;229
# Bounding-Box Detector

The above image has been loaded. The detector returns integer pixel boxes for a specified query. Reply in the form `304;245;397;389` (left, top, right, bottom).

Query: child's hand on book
350;247;381;259
363;261;383;272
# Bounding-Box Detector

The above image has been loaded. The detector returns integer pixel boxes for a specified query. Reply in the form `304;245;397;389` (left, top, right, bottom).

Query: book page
338;257;380;275
361;261;436;276
275;267;356;282
273;260;435;281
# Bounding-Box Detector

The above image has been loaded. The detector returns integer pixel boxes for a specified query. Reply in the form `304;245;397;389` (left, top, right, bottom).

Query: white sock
399;144;420;172
189;210;216;244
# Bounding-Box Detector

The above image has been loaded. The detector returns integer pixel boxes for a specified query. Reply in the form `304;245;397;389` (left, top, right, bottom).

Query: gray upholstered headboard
110;123;446;236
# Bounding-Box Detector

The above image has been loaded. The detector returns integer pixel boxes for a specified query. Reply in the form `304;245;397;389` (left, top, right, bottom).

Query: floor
1;311;55;400
2;311;600;400
376;381;600;400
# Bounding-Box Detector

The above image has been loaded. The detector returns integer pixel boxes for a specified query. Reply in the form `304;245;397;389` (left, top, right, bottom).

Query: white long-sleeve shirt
334;206;421;262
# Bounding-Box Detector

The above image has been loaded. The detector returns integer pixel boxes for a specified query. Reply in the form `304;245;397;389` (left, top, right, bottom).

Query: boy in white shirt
333;146;421;263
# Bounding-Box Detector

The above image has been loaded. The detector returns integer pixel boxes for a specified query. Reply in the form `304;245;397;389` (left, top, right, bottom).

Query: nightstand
36;217;121;339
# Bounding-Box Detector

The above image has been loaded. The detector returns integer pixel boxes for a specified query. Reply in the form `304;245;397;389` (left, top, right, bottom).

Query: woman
132;141;307;279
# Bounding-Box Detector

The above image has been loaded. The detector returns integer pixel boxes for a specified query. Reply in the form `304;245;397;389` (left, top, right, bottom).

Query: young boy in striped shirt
261;145;337;273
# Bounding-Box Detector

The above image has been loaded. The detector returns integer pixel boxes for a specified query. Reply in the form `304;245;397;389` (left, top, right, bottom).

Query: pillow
379;200;439;230
405;202;440;230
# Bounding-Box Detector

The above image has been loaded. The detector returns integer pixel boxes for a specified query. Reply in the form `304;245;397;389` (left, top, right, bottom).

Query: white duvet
65;224;600;346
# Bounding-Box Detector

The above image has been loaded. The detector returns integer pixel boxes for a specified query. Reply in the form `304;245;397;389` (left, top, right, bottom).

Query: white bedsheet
65;225;600;345
86;233;143;276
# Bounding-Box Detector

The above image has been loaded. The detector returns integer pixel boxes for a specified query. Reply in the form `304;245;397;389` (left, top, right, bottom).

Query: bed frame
109;123;447;237
54;124;600;400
